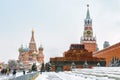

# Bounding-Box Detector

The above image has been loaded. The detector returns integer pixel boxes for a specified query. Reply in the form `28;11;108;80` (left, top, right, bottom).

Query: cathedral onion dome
19;45;24;53
19;45;30;53
32;50;37;56
23;47;30;52
39;44;43;50
32;28;34;32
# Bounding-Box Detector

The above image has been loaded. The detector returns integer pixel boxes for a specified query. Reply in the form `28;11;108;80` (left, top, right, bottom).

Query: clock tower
81;4;97;52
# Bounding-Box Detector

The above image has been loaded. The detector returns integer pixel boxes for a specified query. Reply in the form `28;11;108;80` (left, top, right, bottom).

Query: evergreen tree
45;62;51;72
31;63;37;71
40;63;45;73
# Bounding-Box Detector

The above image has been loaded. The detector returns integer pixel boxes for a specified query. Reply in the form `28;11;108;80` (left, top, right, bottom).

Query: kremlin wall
93;42;120;66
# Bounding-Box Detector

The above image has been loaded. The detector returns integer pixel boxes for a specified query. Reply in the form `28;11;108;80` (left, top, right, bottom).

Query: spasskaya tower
81;4;97;52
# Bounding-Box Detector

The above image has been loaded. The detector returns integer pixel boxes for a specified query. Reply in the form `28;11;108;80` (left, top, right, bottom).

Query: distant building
18;29;44;70
96;43;99;51
103;41;110;49
0;61;3;70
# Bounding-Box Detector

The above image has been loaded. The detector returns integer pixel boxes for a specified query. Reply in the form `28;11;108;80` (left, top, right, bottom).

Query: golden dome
32;28;34;32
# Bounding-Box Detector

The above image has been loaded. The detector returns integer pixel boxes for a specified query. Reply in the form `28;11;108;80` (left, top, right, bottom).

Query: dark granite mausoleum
50;44;106;71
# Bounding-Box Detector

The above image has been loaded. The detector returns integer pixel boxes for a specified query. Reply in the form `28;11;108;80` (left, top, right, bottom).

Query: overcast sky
0;0;120;63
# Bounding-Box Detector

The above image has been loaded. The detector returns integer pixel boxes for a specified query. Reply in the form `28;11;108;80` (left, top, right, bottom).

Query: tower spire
80;4;96;52
86;4;90;19
29;29;37;53
30;28;35;42
84;4;92;27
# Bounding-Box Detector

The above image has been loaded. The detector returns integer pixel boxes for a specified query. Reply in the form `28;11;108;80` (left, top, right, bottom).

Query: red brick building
18;29;44;70
93;42;120;66
50;5;106;71
50;4;120;70
50;44;105;71
80;5;97;53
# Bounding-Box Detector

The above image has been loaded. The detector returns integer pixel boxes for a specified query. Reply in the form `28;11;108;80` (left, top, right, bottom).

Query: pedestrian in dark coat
23;70;25;75
12;69;16;76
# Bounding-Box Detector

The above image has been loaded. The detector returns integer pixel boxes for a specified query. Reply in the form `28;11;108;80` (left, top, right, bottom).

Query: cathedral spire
29;29;37;52
30;28;35;42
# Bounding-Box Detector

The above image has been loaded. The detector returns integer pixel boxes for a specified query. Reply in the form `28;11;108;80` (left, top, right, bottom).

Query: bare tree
8;60;18;70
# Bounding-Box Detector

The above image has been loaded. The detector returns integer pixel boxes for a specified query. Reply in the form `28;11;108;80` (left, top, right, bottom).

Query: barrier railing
9;71;39;80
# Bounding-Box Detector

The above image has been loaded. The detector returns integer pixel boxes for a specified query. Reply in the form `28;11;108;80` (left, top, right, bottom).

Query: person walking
12;69;16;77
23;70;25;75
6;68;10;76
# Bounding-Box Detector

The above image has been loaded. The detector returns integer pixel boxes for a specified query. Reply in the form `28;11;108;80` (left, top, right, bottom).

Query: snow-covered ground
0;72;23;80
0;71;38;80
1;67;120;80
35;67;120;80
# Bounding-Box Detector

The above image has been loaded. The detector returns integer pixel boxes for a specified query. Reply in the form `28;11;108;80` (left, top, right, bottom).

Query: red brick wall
93;42;120;66
63;66;71;71
51;65;55;71
84;43;96;52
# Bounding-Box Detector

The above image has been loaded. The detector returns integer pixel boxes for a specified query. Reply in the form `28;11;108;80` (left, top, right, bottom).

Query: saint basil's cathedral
18;29;44;70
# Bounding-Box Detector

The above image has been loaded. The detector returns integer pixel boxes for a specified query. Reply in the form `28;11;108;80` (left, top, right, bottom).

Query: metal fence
9;71;39;80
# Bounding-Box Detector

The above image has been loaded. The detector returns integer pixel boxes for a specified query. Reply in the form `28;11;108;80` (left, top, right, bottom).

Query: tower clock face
87;31;91;35
85;30;92;37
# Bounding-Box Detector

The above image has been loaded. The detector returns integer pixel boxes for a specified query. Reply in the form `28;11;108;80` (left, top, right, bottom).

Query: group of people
0;68;11;75
0;68;17;76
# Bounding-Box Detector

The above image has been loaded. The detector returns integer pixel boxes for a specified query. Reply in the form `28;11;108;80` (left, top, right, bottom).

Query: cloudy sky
0;0;120;63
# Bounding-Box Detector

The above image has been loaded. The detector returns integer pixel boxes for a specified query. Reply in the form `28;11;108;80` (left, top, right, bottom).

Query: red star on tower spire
87;4;89;7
